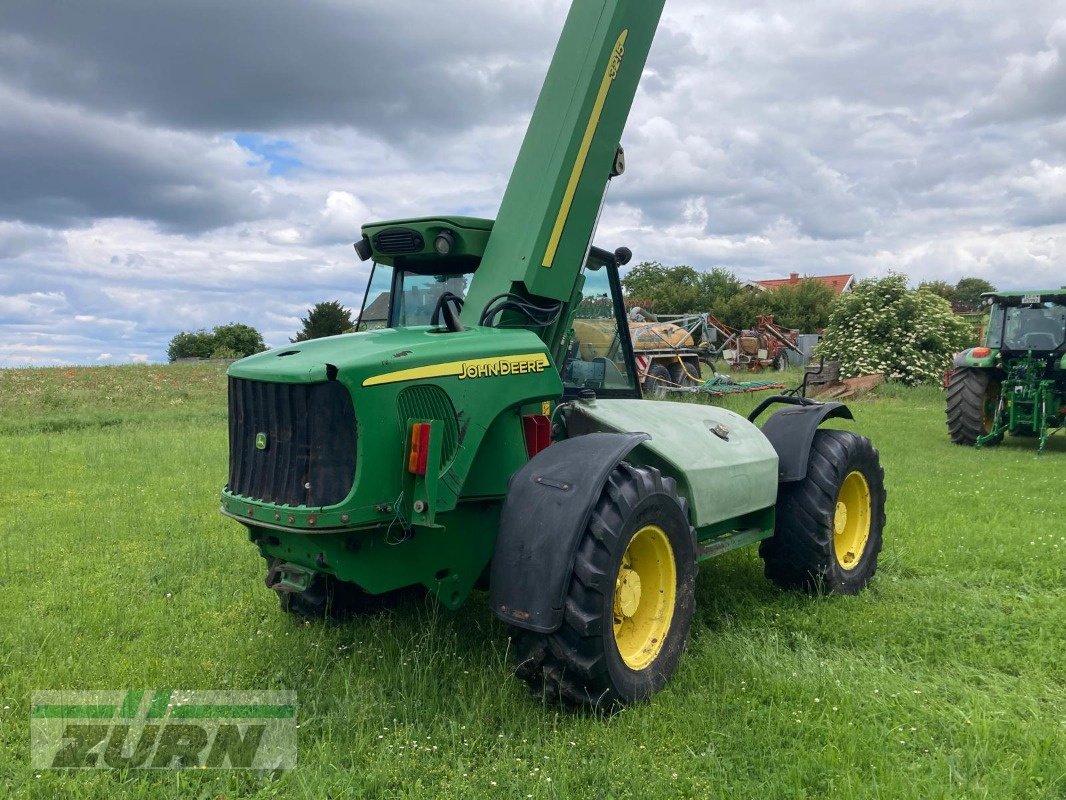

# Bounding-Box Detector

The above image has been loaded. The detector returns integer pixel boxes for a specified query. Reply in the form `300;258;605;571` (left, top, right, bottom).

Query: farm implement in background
625;309;801;395
947;290;1066;453
717;314;803;372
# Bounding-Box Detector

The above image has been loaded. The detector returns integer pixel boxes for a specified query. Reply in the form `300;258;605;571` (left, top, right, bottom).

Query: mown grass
0;363;1063;799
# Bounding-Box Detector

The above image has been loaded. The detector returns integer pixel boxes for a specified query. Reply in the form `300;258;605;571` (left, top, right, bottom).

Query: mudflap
489;431;649;633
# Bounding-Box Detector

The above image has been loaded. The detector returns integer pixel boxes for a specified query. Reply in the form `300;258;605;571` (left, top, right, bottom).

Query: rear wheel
946;367;1001;446
510;463;696;708
760;430;885;594
644;363;672;397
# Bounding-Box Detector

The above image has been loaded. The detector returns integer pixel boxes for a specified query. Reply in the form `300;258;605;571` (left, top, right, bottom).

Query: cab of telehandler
354;215;642;398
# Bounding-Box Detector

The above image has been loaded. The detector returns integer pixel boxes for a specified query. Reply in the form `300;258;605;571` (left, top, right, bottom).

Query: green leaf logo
255;432;268;451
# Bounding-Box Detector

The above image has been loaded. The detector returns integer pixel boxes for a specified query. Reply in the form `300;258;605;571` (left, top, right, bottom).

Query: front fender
954;347;998;368
760;402;854;482
489;431;649;633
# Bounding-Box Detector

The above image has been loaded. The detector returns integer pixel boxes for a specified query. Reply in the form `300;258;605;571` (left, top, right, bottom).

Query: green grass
0;364;1063;799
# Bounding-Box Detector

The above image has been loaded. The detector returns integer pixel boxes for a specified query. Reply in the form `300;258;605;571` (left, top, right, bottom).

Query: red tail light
522;414;551;458
972;347;991;358
407;422;431;475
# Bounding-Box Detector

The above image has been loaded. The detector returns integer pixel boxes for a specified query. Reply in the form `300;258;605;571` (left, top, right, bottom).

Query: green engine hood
228;325;553;388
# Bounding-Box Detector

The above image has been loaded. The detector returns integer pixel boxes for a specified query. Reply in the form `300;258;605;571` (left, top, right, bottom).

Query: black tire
510;462;696;709
667;360;689;388
668;357;702;388
760;430;885;595
265;558;406;621
773;352;789;371
946;367;1001;446
644;363;672;397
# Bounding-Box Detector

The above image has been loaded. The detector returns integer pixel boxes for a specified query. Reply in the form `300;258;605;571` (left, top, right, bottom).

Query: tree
292;301;354;342
211;323;266;358
166;323;266;362
918;280;954;302
715;289;772;330
167;330;215;361
621;262;707;312
952;277;996;310
765;279;838;332
817;274;972;385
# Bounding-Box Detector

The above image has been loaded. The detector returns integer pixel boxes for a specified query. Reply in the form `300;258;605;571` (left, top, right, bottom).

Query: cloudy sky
2;0;1064;366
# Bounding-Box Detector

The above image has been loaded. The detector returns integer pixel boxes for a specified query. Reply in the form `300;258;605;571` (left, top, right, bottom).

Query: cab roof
982;289;1066;305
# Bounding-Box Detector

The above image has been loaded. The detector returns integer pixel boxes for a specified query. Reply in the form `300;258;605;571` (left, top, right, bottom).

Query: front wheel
760;430;886;594
510;463;696;708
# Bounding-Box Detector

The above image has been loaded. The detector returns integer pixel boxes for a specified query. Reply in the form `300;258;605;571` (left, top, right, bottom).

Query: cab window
561;264;640;397
357;264;470;330
394;272;469;327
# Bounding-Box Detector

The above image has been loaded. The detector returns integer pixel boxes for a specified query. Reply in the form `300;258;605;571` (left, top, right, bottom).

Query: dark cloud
0;0;560;139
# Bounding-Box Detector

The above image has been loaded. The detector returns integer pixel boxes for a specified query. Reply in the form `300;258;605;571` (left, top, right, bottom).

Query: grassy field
0;363;1063;799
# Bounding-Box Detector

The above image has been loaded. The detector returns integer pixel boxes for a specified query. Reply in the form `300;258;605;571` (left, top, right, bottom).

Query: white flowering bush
817;274;973;385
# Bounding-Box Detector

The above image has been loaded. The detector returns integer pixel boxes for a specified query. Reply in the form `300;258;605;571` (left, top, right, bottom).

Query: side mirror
614;246;632;266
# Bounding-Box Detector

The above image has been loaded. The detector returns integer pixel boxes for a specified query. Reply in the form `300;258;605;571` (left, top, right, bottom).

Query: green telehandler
947;290;1066;452
220;0;887;707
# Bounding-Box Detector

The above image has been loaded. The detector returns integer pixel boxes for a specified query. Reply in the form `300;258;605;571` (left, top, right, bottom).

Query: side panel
564;399;780;529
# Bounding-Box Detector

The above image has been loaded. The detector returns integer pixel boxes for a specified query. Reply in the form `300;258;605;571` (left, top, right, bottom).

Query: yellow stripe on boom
541;29;629;269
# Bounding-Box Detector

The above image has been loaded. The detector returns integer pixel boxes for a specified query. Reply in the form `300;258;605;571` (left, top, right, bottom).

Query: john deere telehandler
221;0;887;707
947;290;1066;452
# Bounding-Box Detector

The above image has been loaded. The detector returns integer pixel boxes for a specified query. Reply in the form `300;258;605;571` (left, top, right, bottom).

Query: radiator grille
373;227;425;255
227;377;356;507
397;385;458;465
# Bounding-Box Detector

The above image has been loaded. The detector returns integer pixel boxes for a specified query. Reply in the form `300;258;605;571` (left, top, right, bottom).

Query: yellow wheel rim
833;471;872;571
983;383;1000;433
612;524;676;671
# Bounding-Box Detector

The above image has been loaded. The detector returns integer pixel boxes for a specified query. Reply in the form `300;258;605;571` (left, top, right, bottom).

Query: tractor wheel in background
668;360;694;388
644;363;672;397
760;430;885;595
265;558;408;622
509;463;696;709
946;367;1001;446
773;352;789;371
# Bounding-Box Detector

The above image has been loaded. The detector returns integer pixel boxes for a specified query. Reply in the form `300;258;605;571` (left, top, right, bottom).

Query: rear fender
489;431;649;633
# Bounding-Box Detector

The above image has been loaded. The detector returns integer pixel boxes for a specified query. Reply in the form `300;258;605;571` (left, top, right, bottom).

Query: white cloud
1;1;1065;366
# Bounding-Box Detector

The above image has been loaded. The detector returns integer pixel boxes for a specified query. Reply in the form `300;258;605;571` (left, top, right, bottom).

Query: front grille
227;377;356;507
373;227;425;255
397;385;458;465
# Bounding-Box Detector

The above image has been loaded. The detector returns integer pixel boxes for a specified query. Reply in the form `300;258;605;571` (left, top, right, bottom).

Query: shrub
817;274;972;385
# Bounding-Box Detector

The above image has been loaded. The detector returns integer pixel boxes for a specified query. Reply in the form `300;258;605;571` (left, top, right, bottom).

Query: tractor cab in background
354;215;641;398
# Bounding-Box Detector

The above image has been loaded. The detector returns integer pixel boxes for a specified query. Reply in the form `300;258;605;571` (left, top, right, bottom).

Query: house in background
743;272;855;294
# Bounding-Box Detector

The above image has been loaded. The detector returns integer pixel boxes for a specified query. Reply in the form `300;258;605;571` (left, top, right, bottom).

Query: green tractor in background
947;290;1066;452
